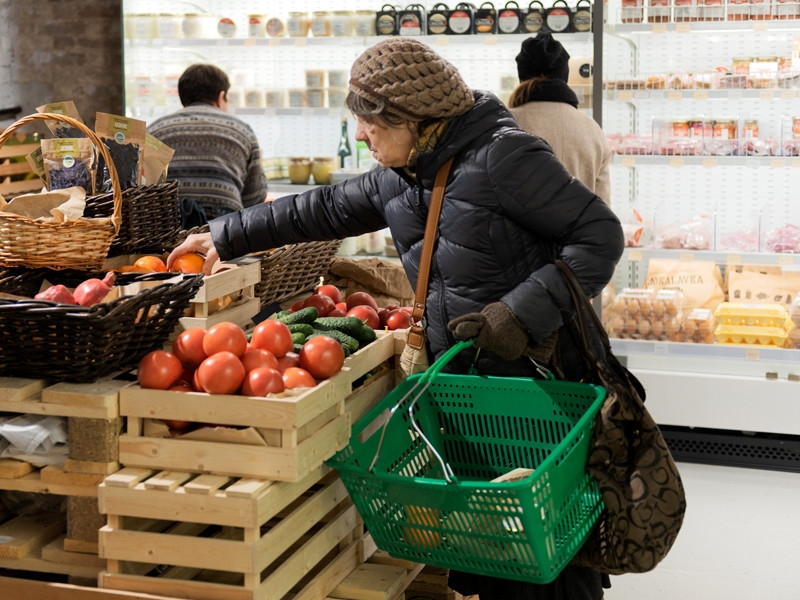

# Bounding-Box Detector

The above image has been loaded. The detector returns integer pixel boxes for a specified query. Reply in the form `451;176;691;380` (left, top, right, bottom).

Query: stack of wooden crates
98;330;427;600
0;377;127;581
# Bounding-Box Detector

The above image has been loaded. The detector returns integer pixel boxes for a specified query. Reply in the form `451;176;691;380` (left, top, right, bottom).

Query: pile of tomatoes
136;320;345;397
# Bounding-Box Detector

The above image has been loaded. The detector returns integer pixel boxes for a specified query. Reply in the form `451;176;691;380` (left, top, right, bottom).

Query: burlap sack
326;256;414;307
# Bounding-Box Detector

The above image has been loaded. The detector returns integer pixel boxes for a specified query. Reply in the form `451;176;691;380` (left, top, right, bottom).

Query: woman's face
354;116;419;168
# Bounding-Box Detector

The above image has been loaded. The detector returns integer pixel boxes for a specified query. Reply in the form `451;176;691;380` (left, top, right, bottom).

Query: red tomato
241;348;279;373
137;350;183;390
276;351;300;372
299;335;345;380
384;304;400;312
314;284;342;305
172;327;207;368
335;302;347;311
378;307;392;328
346;291;379;311
241;367;285;396
386;309;413;330
196;351;246;395
303;293;336;317
347;305;380;330
170;380;193;392
163;418;193;431
282;367;317;390
250;320;294;358
289;299;306;313
203;321;248;358
400;306;414;315
328;308;347;318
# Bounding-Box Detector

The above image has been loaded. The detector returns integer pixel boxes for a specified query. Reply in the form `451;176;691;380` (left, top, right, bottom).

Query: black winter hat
515;32;571;83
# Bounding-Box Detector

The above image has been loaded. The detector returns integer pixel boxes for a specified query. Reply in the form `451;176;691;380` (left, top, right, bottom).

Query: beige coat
509;102;611;204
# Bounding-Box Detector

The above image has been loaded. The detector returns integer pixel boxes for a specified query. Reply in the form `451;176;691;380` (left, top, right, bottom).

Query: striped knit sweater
147;104;268;219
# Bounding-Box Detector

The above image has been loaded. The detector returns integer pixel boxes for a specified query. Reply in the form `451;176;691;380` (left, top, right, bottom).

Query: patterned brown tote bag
555;259;687;575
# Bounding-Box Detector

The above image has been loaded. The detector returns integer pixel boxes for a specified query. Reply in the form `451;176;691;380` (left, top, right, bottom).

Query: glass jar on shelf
354;10;377;36
310;11;332;37
331;11;355;36
287;12;310;37
156;14;183;38
311;157;335;184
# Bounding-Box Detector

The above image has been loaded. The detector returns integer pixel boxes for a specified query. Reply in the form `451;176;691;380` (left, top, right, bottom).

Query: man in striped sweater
148;64;268;227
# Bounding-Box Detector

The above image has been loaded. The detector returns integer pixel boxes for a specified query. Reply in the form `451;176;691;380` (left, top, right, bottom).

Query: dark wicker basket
253;239;342;307
85;180;181;256
0;268;203;382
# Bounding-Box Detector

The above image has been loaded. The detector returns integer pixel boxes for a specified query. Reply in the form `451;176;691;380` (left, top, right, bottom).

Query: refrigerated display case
602;0;800;463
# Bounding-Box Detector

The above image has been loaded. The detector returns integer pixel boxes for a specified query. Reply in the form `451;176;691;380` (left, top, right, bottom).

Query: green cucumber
308;330;359;354
277;306;318;325
312;316;365;337
287;323;315;337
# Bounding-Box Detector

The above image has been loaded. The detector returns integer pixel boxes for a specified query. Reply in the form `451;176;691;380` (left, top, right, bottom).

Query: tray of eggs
605;288;688;342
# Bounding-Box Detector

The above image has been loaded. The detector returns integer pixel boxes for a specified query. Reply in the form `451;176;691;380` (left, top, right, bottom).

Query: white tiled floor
606;462;800;600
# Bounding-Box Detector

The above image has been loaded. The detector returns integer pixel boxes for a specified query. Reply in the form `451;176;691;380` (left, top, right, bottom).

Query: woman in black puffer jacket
169;37;623;600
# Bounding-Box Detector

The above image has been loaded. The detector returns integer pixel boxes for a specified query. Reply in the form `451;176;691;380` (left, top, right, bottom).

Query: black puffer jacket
211;91;623;376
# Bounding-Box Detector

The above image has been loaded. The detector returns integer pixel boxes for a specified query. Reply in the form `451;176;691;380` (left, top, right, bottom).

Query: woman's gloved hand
448;302;529;361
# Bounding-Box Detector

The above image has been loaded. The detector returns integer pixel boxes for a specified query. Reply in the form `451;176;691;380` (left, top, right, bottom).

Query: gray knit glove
448;302;530;361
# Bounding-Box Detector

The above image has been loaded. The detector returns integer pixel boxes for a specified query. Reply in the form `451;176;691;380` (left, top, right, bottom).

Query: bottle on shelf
337;118;353;169
356;140;377;170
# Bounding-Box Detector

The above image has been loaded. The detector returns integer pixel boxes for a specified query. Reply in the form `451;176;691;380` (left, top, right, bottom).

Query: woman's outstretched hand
167;232;219;276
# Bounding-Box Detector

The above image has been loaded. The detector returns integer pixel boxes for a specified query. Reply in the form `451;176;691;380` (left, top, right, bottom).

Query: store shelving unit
603;6;800;448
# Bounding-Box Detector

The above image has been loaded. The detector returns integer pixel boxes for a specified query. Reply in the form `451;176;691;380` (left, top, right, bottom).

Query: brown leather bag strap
407;157;455;350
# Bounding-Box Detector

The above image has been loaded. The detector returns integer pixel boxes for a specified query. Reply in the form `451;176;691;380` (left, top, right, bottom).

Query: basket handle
368;339;474;483
0;113;122;235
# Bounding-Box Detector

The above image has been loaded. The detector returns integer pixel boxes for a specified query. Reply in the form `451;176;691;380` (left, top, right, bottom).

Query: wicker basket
0;268;203;382
253;239;342;307
0;113;122;270
85;180;181;255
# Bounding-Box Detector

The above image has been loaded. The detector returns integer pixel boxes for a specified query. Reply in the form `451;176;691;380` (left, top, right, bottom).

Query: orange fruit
172;252;205;274
133;255;167;273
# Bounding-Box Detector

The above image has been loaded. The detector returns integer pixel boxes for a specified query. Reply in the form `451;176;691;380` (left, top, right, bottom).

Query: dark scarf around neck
521;79;580;108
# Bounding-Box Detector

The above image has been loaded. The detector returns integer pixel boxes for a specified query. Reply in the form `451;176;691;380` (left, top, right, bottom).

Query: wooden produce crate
0;376;129;581
179;255;262;331
117;331;397;482
98;465;371;600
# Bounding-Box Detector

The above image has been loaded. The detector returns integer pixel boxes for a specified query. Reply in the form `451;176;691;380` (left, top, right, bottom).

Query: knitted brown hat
349;38;474;122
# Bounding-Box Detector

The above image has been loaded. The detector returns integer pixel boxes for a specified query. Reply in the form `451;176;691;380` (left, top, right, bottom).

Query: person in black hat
508;32;611;205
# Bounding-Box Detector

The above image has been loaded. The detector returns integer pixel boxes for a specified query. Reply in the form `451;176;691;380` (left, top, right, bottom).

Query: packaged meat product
764;225;800;253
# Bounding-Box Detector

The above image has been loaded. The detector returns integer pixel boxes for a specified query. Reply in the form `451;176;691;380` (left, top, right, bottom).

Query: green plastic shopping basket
326;340;607;584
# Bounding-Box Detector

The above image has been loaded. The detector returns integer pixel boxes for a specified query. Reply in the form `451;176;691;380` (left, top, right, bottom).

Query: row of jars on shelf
124;2;594;41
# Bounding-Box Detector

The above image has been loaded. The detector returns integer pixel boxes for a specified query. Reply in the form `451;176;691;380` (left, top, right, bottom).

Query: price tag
621;156;637;167
268;38;280;46
668;91;682;101
726;254;742;265
669;157;685;167
676;22;691;33
702;157;718;168
293;38;308;46
744;348;761;360
679;252;694;262
770;158;786;168
693;90;708;101
436;36;450;45
651;23;667;33
483;36;498;45
780;89;796;100
778;255;794;266
752;21;768;31
619;91;634;101
628;250;643;261
793;158;800;168
759;90;774;101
